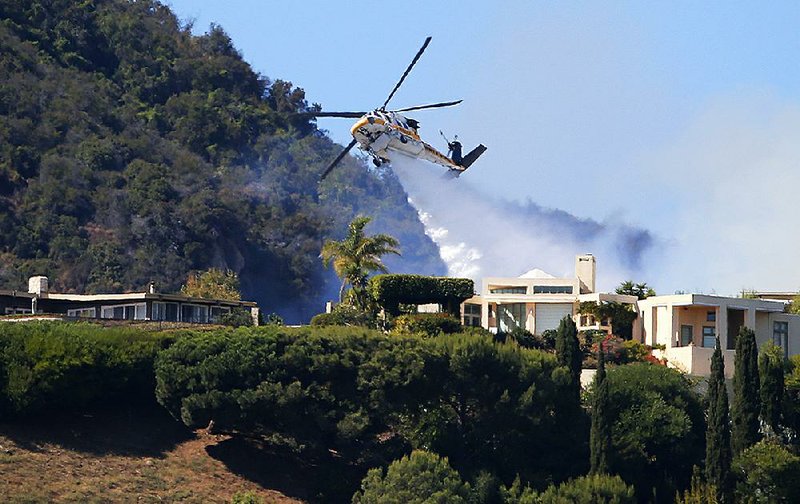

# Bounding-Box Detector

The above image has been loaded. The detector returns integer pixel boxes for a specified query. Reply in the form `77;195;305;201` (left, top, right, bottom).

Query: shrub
588;363;705;502
310;304;376;328
219;307;253;327
369;275;474;316
391;313;462;337
0;321;172;416
732;440;800;503
352;450;471;504
536;474;636;504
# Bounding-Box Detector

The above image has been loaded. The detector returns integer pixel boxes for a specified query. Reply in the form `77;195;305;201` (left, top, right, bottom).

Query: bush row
154;325;582;486
369;274;474;316
0;321;173;417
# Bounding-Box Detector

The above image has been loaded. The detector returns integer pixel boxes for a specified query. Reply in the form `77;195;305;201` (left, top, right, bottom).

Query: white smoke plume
389;155;654;291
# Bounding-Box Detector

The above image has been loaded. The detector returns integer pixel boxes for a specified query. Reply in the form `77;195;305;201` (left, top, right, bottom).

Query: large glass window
774;321;789;358
181;304;209;323
702;326;716;348
209;306;231;323
490;287;527;294
707;311;716;322
67;307;96;318
101;303;146;320
533;285;573;294
498;303;526;332
152;302;179;321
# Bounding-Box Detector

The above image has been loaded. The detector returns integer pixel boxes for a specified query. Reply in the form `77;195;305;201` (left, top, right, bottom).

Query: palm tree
321;216;400;309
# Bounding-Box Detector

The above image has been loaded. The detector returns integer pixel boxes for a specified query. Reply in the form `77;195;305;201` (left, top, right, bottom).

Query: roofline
0;290;35;299
2;291;256;307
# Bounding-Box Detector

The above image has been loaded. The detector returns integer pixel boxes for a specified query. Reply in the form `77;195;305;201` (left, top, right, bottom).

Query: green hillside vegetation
0;0;444;322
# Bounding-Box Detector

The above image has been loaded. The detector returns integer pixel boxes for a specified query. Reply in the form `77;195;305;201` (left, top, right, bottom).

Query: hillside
0;0;445;322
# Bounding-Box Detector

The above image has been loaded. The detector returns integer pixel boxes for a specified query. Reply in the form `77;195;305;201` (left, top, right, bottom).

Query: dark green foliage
219;307;254;327
495;327;555;351
0;0;444;323
589;363;705;502
0;321;171;415
578;301;638;340
154;326;578;487
732;327;761;455
758;342;784;435
614;281;655;300
706;338;733;504
590;348;611;475
370;275;474;316
352;450;472;504
555;315;581;400
391;313;463;337
732;440;800;503
536;474;636;504
310;304;376;328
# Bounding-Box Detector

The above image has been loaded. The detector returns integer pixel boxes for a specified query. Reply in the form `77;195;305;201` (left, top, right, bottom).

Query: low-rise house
0;276;260;325
462;254;639;336
637;294;799;377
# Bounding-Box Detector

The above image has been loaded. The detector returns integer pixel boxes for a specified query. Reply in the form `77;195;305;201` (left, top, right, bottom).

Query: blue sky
166;1;800;295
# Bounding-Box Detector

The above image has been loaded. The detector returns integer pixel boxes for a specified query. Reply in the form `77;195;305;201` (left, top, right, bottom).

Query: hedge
369;275;474;316
0;321;173;416
391;313;463;337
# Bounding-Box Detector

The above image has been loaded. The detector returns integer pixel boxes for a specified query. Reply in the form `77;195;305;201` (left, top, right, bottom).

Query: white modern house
637;294;800;377
462;254;639;336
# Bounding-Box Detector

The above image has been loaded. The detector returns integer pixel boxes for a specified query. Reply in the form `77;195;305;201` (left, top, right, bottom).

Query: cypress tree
590;346;611;474
759;342;785;434
731;326;761;454
555;315;582;400
706;337;732;504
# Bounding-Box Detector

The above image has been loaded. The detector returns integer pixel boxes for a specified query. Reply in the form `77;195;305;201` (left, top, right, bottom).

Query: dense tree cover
181;268;241;300
555;316;581;402
501;474;636;504
352;450;471;504
390;313;463;337
0;0;444;322
0;321;171;417
588;363;705;503
154;326;583;489
731;327;761;455
706;339;732;504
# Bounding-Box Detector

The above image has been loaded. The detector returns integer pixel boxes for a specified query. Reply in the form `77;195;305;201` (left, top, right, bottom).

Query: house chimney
575;254;596;294
28;276;49;295
148;281;156;294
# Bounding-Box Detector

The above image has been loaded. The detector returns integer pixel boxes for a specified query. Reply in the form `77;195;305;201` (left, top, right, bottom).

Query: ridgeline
0;0;444;322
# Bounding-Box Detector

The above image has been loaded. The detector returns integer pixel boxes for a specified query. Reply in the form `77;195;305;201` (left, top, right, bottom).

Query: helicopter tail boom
458;144;487;169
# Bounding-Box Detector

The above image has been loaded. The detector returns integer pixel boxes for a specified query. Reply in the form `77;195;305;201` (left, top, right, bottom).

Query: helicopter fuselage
349;111;464;173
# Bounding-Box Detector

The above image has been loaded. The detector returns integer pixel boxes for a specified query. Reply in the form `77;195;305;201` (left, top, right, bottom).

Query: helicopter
303;37;487;180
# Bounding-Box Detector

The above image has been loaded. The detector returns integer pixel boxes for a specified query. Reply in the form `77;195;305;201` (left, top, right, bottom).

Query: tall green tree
706;337;732;504
732;327;761;455
320;216;400;309
555;315;582;401
589;346;611;475
181;268;241;300
759;342;785;434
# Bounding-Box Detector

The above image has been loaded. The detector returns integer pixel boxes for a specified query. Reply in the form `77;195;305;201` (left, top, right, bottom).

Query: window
680;325;693;346
706;311;716;322
490;287;527;294
533;285;573;294
209;306;231;323
702;326;716;348
774;321;789;358
4;307;32;315
181;304;209;323
152;302;179;322
101;303;146;320
462;304;481;327
67;307;96;318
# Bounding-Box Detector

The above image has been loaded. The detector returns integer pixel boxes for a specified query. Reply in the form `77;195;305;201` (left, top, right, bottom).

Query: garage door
535;303;573;334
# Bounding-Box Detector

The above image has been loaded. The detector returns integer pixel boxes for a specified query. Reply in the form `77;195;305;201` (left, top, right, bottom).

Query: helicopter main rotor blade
320;138;359;181
393;100;463;113
295;111;367;118
381;36;432;110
